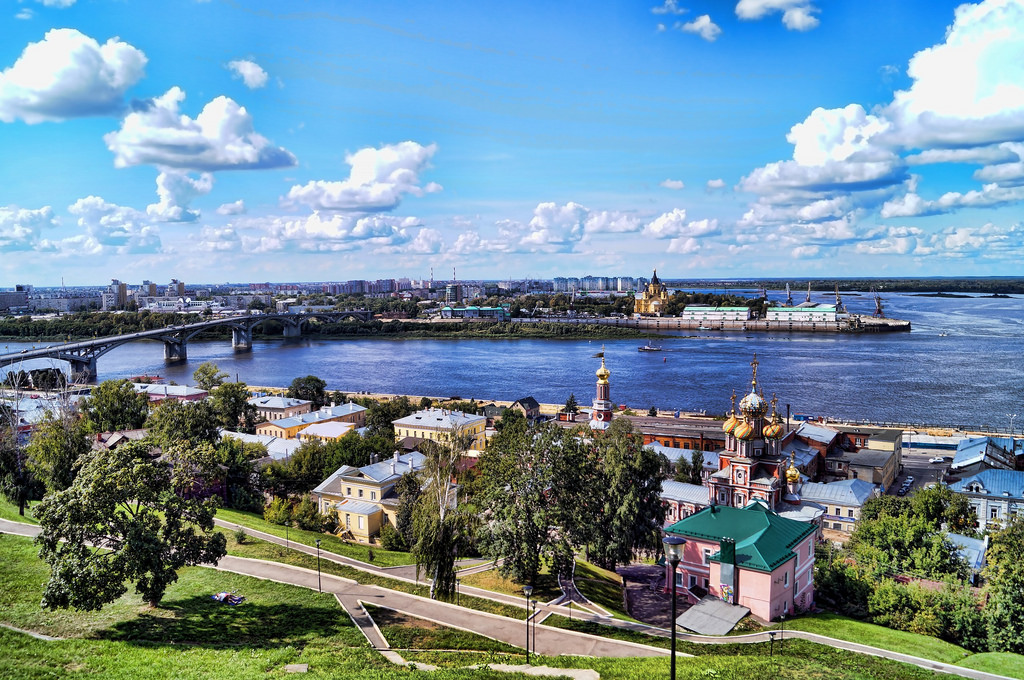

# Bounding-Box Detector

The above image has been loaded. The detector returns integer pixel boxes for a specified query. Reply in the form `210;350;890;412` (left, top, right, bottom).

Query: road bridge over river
0;311;372;381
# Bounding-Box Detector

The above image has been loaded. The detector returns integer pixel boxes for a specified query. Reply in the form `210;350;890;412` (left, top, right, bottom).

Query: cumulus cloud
518;202;643;252
197;225;241;252
15;9;33;19
235;212;425;253
0;28;146;123
667;237;700;254
67;196;161;254
642;208;720;239
706;178;726;191
681;15;721;41
735;0;820;30
652;0;686;15
216;199;246;215
104;87;296;171
227;59;268;89
0;205;59;251
146;171;213;222
286;141;440;212
660;179;685;190
37;0;77;6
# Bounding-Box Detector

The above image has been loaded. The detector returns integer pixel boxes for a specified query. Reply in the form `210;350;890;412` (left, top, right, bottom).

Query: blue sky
2;0;1023;286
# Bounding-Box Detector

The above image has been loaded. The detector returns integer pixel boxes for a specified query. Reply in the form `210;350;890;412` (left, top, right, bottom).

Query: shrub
234;527;248;544
264;497;293;525
378;522;408;551
292;494;323;531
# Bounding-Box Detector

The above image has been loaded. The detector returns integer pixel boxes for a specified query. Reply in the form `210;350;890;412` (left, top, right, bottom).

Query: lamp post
1008;413;1018;436
531;599;538;653
663;535;687;680
780;612;786;647
285;520;290;551
768;630;776;659
456;578;461;606
315;539;322;593
523;585;533;664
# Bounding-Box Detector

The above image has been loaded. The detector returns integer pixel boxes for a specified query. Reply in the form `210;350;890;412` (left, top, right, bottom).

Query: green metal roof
664;502;816;573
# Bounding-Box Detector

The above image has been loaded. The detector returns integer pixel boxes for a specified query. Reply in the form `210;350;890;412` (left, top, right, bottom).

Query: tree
286;375;328;410
214;437;265;511
26;408;91;494
81;379;150;433
192;362;228;391
648;406;658;417
673;456;692;483
985;518;1024;653
0;407;40;517
146;399;221;448
689;449;704;485
365;396;415;439
588;418;665;571
34;441;227;610
910;484;976;534
564;393;579;415
394;472;422;549
211;382;259;433
413;427;468;600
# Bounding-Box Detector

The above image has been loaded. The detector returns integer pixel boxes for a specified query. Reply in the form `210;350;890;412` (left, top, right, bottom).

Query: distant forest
663;278;1024;294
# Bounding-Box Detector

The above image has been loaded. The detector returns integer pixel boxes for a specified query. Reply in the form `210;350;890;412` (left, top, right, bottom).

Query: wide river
3;291;1022;430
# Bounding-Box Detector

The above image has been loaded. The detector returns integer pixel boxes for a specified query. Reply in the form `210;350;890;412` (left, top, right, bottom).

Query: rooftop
300;421;356;438
794;422;840;445
393;408;486;429
949;469;1024;499
247;395;310;409
660;480;709;506
799;479;876;507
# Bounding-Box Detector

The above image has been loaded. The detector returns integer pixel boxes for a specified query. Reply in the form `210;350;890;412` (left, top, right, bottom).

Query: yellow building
256;403;367;439
313;452;426;542
298;421;356;443
392;408;487;454
634;270;669;316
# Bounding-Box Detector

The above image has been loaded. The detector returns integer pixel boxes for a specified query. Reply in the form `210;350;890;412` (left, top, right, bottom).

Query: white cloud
286;141;440;212
216;199;246;215
735;0;819;30
15;9;33;19
146;171;213;222
0;29;146;123
67;196;161;254
105;87;296;171
227;59;268;89
198;225;241;252
642;208;720;240
706;178;726;191
667;237;700;254
681;15;721;41
882;183;1024;218
660;179;685;190
791;245;820;258
518;202;643;252
652;0;686;15
0;205;58;251
37;0;77;6
234;212;424;253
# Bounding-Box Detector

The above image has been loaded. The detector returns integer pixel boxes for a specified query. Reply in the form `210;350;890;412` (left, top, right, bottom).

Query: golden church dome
596;356;610;384
763;420;783;439
785;453;801;484
722;390;739;433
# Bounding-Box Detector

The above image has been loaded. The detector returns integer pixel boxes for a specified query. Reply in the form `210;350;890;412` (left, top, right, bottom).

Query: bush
378;522;408;551
234;527;248;544
292;494;323;531
264;497;293;525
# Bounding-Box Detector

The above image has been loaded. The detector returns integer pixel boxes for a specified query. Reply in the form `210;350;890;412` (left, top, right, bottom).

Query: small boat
938;331;948;337
638;341;662;352
697;325;711;331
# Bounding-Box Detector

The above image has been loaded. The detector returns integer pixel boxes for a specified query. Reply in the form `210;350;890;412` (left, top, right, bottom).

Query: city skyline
2;0;1024;286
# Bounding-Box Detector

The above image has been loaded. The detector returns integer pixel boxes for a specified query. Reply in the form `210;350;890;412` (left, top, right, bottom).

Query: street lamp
531;600;538;653
663;534;687;680
768;630;776;658
456;578;461;606
284;520;290;551
523;585;533;664
1008;413;1018;436
780;612;786;647
316;539;322;593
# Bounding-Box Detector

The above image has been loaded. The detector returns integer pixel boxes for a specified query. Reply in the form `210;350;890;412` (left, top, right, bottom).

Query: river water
3;292;1022;430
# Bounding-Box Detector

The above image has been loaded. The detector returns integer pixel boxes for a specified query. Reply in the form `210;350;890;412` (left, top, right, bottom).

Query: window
784;571;790;588
689;575;697;588
702;549;711;565
990;507;999;519
346;487;351;496
834;507;841;516
703;578;709;589
358;489;364;498
345;513;351;528
808;543;812;558
847;509;854;518
357;516;364;529
675;572;684;587
371;491;377;501
833;522;842;530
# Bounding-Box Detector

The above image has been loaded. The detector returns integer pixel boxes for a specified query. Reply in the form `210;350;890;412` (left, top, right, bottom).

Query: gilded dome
785;453;801;483
733;421;755;440
739;390;769;418
596;356;610;384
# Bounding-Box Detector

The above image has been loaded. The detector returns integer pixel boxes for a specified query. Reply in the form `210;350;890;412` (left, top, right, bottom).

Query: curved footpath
3;518;1018;680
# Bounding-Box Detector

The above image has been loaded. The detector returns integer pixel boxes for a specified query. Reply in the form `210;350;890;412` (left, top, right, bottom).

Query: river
2;292;1022;430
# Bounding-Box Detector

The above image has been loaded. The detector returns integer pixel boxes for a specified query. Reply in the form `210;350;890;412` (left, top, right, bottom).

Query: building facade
392;408;487;453
949;469;1024;529
248;395;313;421
634;270;668;316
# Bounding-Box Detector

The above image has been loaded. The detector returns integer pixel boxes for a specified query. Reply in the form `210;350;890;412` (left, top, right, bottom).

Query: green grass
0;496;40;525
215;507;418;567
363;604;520;653
778;612;970;665
456;563;561;603
957;652;1024;679
572;559;637;622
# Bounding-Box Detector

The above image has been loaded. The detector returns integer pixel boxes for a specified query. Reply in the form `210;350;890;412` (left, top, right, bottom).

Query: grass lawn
958;652;1024;679
777;612;970;665
215;507;417;567
0;496;40;525
457;564;561;603
363;604;520;654
572;559;636;621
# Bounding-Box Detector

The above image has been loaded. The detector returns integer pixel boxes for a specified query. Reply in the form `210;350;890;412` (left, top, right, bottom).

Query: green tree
588;418;665;571
673;455;692;483
564;393;579;415
34;441;227;610
859;494;910;521
647;406;658;417
910;484;976;534
394;472;422;549
81;379;150;433
365;396;415;439
0;409;40;516
192;362;228;391
26;409;91;494
689;449;704;485
211;382;259;433
984;517;1024;652
413;427;468;600
286;375;328;410
146;399;221;448
214;437;266;511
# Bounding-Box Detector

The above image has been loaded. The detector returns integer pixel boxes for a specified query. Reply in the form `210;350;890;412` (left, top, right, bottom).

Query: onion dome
596;355;610;385
739;390;769;418
733;421;755;440
722;390;739;434
763;394;783;439
785;452;801;484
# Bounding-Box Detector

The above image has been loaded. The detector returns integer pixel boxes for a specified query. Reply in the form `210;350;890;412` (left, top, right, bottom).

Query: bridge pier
163;339;188;363
69;356;97;383
232;327;252;352
282;323;302;339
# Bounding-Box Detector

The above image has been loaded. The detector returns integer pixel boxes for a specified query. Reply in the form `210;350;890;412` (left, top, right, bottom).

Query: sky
2;0;1024;286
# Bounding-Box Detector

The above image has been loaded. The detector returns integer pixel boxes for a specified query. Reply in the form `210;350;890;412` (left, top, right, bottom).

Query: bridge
0;310;372;381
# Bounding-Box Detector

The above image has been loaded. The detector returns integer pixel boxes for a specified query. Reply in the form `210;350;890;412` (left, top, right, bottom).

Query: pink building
664;501;816;623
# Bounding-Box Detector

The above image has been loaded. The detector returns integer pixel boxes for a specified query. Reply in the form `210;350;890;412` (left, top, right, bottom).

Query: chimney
393;451;399;463
408;458;414;472
391;461;396;474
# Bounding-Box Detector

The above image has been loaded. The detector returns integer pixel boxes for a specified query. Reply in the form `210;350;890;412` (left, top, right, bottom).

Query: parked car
897;487;909;496
929;456;945;464
905;476;915;484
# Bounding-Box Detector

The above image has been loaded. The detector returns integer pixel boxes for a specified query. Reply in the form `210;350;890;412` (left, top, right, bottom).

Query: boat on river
638;340;662;352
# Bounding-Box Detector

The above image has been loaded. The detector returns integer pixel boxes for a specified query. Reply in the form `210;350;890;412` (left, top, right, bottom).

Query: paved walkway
4;518;1019;680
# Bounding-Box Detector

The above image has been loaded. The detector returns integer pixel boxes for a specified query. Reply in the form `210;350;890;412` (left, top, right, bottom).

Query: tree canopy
34;441;227;610
210;382;259;433
286;375;328;410
192;362;228;391
81;379;150;433
26;408;91;494
146;399;221;448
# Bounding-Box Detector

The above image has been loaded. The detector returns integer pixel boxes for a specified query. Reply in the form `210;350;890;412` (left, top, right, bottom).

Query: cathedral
633;269;668;316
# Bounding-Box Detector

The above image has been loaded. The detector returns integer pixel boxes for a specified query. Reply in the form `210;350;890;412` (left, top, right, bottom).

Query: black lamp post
531;599;538;653
523;585;533;664
780;612;786;646
768;630;776;658
456;578;461;606
315;539;322;593
284;520;290;551
663;535;687;680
